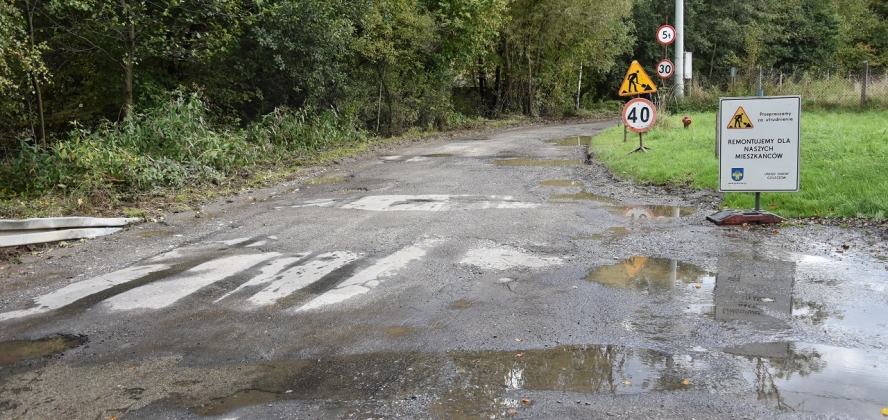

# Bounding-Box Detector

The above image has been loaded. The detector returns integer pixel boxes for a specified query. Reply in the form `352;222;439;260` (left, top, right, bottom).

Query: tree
492;0;634;115
43;0;246;118
0;0;49;146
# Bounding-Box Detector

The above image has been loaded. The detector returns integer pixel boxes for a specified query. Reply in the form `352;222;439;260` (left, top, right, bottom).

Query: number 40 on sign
622;98;657;133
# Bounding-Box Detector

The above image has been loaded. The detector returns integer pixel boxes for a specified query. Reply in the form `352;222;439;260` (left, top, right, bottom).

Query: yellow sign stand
726;106;754;129
619;61;657;96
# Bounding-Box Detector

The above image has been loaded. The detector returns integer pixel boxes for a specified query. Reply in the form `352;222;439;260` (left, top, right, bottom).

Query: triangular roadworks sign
727;106;754;129
619;60;657;96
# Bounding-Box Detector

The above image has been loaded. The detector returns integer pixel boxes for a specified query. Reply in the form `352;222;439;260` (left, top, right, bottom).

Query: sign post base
706;209;785;226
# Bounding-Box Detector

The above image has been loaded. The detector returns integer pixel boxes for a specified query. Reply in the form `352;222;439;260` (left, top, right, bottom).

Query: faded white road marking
460;243;562;270
0;264;170;321
248;251;362;306
292;195;537;212
213;254;309;303
295;239;441;311
104;253;279;311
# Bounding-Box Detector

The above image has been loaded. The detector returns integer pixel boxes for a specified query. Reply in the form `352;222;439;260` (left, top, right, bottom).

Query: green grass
590;110;888;219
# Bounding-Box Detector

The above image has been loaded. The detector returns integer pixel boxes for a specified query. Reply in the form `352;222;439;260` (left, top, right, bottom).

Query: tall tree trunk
376;64;386;133
501;36;511;114
25;0;45;147
576;63;583;111
477;56;486;102
120;0;135;118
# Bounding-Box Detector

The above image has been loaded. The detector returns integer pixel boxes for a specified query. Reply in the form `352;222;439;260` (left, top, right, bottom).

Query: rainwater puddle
584;257;714;292
450;299;475;310
304;176;348;185
609;205;697;219
549;191;615;203
547;136;593;147
421;153;454;158
538;179;582;187
135;230;173;238
383;326;417;339
0;335;86;368
490;158;583;167
711;259;795;329
792;255;888;339
178;345;691;417
726;342;888;419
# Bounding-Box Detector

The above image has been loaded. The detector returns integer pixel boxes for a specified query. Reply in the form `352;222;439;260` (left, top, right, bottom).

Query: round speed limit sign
622;98;657;133
656;59;674;79
657;25;676;46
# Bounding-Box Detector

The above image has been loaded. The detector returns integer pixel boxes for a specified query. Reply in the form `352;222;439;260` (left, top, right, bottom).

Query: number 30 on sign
622;98;657;133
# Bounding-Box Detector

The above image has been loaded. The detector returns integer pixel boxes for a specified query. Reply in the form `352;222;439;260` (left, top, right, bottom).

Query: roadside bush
1;92;256;196
247;107;367;157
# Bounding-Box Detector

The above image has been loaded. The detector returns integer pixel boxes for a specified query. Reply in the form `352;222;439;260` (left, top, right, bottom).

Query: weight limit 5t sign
717;96;801;192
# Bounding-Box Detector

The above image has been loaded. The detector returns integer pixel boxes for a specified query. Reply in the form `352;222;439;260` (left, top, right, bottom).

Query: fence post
861;60;869;108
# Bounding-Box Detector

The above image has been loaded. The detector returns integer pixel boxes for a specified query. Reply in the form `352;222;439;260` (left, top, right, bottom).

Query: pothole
0;334;87;368
490;159;584;167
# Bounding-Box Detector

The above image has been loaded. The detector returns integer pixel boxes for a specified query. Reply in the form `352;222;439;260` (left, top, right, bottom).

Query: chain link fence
673;62;887;110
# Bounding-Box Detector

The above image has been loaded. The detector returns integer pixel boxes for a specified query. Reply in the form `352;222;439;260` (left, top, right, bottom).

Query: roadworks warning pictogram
619;60;657;96
727;106;754;129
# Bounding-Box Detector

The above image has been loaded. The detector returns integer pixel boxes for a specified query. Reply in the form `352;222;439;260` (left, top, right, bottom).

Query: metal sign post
707;95;801;225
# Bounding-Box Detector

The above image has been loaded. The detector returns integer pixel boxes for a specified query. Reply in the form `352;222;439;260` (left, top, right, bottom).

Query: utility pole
674;0;684;97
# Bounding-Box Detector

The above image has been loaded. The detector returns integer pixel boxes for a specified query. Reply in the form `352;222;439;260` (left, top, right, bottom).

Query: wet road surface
1;122;887;419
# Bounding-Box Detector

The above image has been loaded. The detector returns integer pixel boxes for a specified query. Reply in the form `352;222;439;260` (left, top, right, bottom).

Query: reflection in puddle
538;179;582;187
175;345;689;417
584;257;714;291
547;136;593;147
714;259;795;328
490;158;584;167
726;343;888;418
432;345;688;419
0;335;87;368
792;255;888;342
609;205;697;219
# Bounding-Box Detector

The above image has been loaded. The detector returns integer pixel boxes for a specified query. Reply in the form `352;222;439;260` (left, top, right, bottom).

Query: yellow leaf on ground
683;379;690;385
880;407;888;416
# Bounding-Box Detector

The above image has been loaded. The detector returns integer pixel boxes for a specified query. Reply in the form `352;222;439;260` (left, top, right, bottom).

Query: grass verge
589;110;888;219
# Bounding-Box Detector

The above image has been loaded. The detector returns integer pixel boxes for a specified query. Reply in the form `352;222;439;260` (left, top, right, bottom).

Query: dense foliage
0;0;885;201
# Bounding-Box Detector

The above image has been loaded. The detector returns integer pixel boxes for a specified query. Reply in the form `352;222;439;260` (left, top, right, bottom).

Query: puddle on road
549;191;615;203
547;136;593;147
711;259;795;329
383;326;417;339
538;179;582;188
609;205;697;219
584;257;714;291
432;345;689;419
177;345;690;417
135;230;173;238
421;153;454;158
726;342;888;419
449;299;475;310
0;335;87;368
490;158;584;167
304;176;349;185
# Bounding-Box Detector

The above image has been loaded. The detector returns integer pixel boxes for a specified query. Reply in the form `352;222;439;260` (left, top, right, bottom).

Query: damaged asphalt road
1;120;887;419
